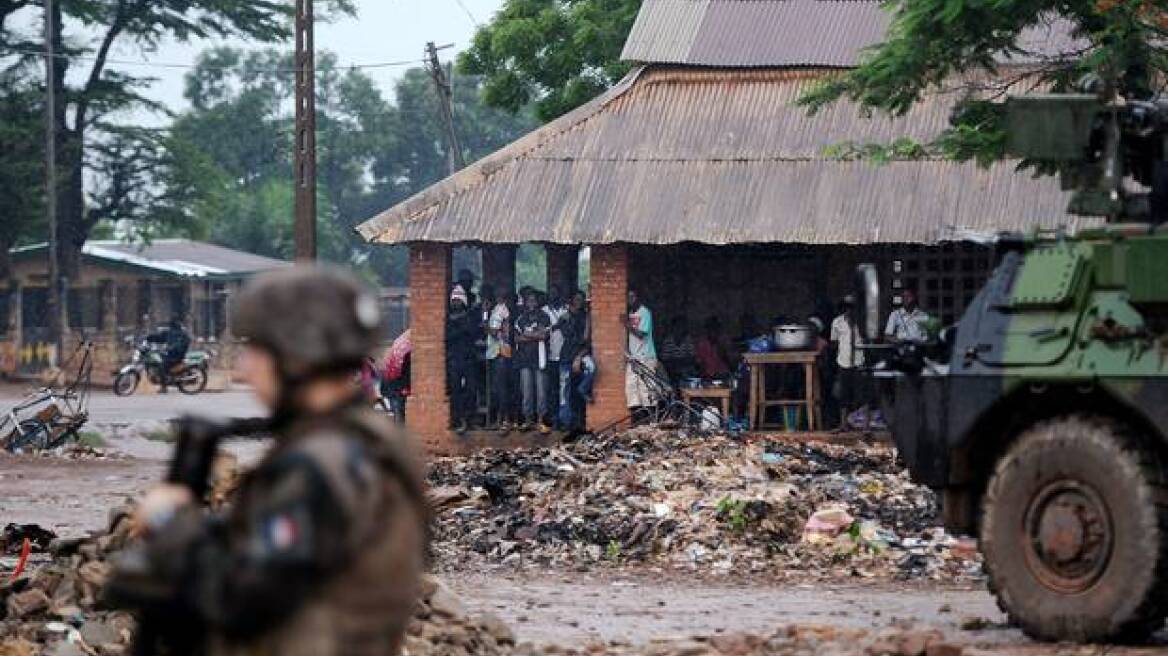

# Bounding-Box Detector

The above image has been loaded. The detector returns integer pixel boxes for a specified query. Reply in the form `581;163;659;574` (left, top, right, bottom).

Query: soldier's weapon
166;416;270;498
106;415;271;656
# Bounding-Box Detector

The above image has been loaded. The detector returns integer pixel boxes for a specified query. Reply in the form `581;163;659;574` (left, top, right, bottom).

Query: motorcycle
113;339;211;397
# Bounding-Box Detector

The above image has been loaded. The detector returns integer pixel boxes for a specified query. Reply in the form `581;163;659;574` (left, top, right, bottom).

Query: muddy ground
2;387;1167;653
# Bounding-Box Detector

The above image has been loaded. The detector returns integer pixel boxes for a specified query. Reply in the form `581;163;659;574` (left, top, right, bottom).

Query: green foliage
459;0;641;122
75;431;106;448
822;137;932;163
516;243;548;290
605;539;622;561
716;496;749;532
798;0;1168;166
0;67;44;272
144;428;176;443
163;47;537;284
0;0;318;274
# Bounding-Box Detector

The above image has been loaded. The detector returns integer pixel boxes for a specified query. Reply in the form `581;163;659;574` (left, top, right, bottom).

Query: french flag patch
267;514;300;551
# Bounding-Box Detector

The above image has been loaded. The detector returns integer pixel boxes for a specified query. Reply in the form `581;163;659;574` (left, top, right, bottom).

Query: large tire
981;415;1168;642
113;371;140;397
177;366;208;395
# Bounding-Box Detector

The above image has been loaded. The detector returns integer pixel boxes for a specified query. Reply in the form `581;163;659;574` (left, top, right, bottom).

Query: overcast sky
9;0;505;115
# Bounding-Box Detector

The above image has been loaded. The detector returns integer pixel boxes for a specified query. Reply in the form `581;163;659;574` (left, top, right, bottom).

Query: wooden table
743;351;820;432
680;386;732;420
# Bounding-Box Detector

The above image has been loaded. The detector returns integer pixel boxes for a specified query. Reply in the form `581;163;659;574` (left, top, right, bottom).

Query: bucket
773;324;813;350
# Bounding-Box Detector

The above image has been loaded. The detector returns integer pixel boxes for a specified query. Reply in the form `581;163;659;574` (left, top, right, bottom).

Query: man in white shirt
543;285;568;425
830;295;867;430
624;289;658;423
885;290;930;343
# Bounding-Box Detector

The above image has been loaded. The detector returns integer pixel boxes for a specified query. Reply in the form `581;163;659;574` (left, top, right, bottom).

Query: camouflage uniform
109;267;428;656
144;406;426;656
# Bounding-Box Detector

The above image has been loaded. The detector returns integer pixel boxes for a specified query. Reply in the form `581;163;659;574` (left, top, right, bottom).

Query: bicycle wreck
1;342;94;453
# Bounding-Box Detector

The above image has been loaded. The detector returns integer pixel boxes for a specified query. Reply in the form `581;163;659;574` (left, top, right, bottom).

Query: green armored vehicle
881;93;1168;642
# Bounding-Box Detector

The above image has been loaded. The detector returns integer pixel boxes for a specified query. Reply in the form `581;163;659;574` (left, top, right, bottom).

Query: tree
0;1;354;279
0;67;44;278
164;47;537;284
167;48;369;265
458;0;641;122
798;0;1168;165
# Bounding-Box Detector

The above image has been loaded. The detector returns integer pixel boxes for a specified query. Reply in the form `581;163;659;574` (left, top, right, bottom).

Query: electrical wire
450;0;481;28
0;46;428;73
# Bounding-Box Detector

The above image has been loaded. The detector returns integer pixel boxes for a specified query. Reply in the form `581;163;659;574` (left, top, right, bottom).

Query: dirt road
0;383;263;425
0;444;1122;654
0;445;1026;650
447;573;1018;647
3;407;1166;653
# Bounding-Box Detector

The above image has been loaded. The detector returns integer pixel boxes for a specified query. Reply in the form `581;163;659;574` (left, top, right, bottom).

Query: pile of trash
428;428;980;582
0;505;137;656
0;505;517;656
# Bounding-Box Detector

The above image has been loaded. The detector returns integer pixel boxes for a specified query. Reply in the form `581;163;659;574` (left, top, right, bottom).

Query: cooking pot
773;324;814;350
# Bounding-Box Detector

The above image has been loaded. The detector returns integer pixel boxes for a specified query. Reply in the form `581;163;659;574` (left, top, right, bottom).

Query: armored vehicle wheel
981;415;1168;642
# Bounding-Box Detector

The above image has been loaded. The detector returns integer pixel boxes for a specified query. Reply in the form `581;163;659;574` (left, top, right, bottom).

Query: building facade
357;0;1095;452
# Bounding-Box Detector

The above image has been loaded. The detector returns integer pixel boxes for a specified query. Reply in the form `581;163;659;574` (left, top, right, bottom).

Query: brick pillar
546;244;580;293
482;244;516;296
588;244;629;432
407;242;453;452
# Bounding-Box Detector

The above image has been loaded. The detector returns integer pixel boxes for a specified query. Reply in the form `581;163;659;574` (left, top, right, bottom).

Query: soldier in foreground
106;266;428;656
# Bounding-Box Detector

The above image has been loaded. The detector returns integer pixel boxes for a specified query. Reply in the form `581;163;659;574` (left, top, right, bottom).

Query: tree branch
74;1;130;131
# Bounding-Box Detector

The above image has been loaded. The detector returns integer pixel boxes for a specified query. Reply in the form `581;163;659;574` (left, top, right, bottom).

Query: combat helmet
232;265;382;381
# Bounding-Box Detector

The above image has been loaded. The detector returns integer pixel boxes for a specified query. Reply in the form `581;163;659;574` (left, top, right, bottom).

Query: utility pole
425;41;465;174
294;0;317;261
44;0;62;360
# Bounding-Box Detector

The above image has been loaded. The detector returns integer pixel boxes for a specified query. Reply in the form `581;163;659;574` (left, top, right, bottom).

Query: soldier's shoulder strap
333;407;429;517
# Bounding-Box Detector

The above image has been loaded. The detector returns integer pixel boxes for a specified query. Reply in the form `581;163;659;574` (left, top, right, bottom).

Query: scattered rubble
428;428;981;583
1;426;991;655
1;527;57;556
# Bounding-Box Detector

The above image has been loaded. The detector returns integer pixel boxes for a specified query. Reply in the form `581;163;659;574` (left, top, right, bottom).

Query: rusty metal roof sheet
620;0;1081;67
356;66;1097;247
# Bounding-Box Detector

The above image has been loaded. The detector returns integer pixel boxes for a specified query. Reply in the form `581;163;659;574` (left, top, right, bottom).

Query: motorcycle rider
107;266;429;656
146;315;192;392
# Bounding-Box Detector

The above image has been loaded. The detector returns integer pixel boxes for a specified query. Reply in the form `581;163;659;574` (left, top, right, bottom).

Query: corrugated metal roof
91;240;289;276
356;66;1098;247
620;0;1082;67
13;239;289;277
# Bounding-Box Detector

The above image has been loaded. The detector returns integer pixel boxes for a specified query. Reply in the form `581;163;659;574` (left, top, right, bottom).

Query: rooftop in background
620;0;1081;68
357;67;1098;247
11;239;289;279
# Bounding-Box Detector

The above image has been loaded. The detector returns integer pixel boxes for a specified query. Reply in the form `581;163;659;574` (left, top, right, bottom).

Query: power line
450;0;481;28
0;46;428;73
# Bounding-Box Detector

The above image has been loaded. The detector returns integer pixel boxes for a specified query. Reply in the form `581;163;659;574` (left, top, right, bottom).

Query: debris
1;525;57;555
959;617;991;632
5;589;50;619
0;638;37;656
802;506;855;544
426;427;981;583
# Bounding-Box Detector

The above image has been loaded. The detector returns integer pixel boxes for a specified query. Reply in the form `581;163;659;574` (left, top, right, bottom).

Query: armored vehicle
879;93;1168;642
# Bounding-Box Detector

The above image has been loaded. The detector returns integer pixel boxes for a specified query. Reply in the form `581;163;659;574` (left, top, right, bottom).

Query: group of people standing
446;270;594;436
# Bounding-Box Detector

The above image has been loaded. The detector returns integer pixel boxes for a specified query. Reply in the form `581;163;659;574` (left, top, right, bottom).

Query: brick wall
406;242;453;452
588;244;629;432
